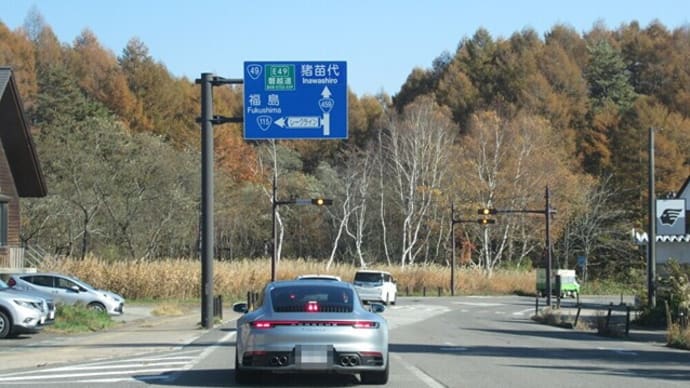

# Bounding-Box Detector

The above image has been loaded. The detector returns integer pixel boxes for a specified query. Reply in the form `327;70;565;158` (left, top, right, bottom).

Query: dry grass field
41;256;536;301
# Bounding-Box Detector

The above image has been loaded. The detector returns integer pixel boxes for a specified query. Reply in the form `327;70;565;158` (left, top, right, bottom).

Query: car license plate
295;345;333;369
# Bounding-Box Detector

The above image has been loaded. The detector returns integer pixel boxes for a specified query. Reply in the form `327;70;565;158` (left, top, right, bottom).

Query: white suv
353;270;397;305
0;287;46;338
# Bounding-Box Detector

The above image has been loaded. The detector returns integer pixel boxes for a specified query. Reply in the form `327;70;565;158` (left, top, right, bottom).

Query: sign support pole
196;74;243;329
199;73;214;329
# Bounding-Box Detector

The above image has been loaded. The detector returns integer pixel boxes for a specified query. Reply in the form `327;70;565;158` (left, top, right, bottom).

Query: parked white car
8;272;124;316
352;270;397;305
0;284;47;338
0;278;55;324
295;274;342;281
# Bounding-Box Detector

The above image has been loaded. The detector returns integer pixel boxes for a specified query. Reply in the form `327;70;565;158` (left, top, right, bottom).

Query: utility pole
545;186;553;308
648;127;657;308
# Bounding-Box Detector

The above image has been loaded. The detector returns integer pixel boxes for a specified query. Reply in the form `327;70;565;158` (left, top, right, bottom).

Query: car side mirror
233;302;249;314
70;285;81;293
369;303;385;313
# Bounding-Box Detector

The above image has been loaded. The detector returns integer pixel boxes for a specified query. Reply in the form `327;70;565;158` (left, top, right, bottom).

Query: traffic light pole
271;174;332;281
271;176;294;282
479;186;556;306
451;203;493;296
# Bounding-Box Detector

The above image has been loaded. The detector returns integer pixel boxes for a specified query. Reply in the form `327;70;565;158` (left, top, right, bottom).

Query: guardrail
536;296;639;336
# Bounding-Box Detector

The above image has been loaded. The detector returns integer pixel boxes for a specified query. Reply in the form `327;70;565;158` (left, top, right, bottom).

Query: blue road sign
243;61;348;140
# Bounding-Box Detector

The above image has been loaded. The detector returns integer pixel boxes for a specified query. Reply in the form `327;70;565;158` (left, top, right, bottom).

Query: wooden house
0;67;47;272
634;176;690;265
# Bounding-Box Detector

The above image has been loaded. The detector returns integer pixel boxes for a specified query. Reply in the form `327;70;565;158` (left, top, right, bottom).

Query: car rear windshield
354;272;384;283
271;285;354;313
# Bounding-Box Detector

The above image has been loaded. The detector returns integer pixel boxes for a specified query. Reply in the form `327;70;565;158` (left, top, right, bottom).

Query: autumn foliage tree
2;11;689;280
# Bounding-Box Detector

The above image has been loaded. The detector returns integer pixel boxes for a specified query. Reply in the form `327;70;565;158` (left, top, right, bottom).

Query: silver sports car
232;279;389;384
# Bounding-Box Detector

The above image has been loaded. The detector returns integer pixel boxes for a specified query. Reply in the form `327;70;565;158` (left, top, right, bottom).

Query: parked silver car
0;284;46;338
8;272;124;316
0;278;55;324
232;280;389;384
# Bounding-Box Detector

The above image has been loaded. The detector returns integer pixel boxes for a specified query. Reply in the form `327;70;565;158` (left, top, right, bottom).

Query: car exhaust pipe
271;355;289;366
339;355;361;367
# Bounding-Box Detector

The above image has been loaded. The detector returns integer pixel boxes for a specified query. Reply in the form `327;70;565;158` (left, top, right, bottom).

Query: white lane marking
0;367;181;382
51;332;236;383
0;353;198;378
181;331;236;372
0;333;235;383
512;308;535;316
386;305;451;330
392;353;446;388
452;302;503;306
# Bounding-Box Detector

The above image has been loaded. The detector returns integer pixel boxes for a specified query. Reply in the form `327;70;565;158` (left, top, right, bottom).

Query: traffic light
312;198;333;206
477;218;496;225
478;208;498;215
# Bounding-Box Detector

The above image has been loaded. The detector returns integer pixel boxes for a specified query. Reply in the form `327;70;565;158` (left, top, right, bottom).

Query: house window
0;202;7;246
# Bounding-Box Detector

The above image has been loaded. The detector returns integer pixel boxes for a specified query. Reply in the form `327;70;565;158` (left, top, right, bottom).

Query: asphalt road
0;295;686;387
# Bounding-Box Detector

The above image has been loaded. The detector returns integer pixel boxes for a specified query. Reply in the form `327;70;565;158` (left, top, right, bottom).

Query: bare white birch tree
322;147;373;269
380;95;456;267
458;111;576;274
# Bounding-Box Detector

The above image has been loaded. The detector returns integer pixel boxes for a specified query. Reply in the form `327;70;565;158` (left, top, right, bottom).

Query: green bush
48;304;117;333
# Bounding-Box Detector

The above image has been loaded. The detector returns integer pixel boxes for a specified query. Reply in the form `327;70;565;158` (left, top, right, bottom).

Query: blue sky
1;0;688;96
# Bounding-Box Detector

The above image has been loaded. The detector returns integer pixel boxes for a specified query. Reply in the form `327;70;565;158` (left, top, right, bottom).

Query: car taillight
307;301;319;312
252;321;274;329
250;320;379;329
353;321;379;329
7;278;16;287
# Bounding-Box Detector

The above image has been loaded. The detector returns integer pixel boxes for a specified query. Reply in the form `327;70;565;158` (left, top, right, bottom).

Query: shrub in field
41;256;536;300
667;323;690;350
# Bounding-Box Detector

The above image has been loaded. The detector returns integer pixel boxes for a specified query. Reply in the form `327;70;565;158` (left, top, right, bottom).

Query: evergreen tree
585;40;637;113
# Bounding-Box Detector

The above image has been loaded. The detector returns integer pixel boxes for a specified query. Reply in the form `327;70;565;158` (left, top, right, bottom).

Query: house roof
0;67;46;197
677;175;690;200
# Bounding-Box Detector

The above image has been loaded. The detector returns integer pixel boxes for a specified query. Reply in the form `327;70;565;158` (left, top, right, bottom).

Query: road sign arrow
321;86;332;99
275;117;286;128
